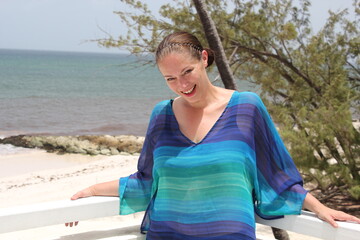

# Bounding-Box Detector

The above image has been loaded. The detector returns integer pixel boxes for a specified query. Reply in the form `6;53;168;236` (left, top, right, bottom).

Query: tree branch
231;41;322;94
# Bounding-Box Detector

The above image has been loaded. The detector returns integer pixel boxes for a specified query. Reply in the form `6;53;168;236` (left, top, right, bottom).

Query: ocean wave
0;144;35;155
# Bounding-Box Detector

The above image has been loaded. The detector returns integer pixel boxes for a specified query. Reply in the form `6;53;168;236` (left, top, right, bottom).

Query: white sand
0;150;320;240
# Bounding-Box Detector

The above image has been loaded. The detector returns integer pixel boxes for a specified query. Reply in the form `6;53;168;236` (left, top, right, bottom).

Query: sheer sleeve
119;101;168;215
251;93;307;219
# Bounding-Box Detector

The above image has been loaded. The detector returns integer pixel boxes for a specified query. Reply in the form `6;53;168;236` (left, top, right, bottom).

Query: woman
66;32;360;239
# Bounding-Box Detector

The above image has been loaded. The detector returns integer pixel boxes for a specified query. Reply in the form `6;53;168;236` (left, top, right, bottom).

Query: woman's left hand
304;193;360;227
316;206;360;228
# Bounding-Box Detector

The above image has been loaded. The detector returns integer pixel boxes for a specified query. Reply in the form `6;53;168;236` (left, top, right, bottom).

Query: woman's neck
181;85;230;110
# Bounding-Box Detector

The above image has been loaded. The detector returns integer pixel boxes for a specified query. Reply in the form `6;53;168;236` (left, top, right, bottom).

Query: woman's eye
166;77;175;81
184;69;193;75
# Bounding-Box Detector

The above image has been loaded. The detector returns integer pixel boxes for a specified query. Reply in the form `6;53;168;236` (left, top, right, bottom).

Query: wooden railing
0;196;359;239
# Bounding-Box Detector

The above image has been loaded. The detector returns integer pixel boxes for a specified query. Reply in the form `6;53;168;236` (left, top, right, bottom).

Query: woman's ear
201;50;208;67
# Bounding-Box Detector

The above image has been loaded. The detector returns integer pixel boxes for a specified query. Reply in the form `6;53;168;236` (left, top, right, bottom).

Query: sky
0;0;356;53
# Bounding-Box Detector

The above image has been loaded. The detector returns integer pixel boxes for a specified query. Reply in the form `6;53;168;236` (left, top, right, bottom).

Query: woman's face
157;50;209;103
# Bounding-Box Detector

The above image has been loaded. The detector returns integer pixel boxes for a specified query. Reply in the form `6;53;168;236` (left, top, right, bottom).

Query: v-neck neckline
170;91;236;146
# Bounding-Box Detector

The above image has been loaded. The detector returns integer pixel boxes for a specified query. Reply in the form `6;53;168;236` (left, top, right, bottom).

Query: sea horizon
0;47;129;56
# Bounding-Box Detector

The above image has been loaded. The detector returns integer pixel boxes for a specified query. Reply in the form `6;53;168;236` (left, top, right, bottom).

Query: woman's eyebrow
163;66;192;77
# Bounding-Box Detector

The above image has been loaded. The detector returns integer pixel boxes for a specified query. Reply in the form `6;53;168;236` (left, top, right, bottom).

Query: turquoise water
0;49;175;137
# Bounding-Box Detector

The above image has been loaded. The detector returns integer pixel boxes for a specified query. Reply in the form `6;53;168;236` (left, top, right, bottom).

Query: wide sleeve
251;93;307;219
119;101;167;215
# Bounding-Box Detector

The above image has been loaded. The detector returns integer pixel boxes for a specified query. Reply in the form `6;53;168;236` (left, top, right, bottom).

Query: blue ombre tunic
119;91;307;239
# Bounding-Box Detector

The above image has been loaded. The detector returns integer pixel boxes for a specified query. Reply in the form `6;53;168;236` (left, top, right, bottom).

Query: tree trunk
272;227;290;240
192;0;290;239
192;0;236;90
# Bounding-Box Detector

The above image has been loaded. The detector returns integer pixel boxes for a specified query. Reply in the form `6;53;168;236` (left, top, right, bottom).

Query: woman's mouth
181;85;196;95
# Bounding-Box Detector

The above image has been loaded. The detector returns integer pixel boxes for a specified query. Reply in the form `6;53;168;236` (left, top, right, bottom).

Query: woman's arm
65;180;119;227
303;192;360;227
70;179;119;200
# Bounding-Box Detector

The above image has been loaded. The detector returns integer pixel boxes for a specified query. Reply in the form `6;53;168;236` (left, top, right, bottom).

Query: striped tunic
119;91;307;239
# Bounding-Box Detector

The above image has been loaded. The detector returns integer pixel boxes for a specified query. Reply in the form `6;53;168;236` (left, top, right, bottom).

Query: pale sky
0;0;356;53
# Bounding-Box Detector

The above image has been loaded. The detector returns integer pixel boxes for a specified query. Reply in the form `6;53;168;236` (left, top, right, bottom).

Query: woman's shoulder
150;99;173;120
231;91;264;107
154;99;172;109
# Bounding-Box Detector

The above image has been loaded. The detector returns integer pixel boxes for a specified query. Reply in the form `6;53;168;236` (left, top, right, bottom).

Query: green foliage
349;185;360;200
97;0;360;197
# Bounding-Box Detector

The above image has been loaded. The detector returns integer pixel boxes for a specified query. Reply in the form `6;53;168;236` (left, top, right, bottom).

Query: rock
110;147;120;155
87;149;100;155
0;134;145;156
24;136;44;148
66;146;87;154
100;148;111;155
0;135;29;148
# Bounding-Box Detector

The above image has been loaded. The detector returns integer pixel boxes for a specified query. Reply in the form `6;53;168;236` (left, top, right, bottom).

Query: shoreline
0;148;119;178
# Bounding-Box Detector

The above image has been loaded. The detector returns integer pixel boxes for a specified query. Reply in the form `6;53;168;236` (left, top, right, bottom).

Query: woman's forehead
158;52;199;65
158;53;199;75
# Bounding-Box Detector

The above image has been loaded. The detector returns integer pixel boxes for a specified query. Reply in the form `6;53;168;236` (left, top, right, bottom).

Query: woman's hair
155;31;215;68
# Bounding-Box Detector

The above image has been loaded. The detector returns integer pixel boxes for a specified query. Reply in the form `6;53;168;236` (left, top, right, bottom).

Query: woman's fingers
71;187;94;200
332;211;360;224
322;214;339;228
318;209;360;228
65;189;93;227
65;221;79;227
71;191;85;200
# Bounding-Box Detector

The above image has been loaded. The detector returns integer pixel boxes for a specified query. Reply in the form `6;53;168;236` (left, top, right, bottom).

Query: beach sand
0;150;321;240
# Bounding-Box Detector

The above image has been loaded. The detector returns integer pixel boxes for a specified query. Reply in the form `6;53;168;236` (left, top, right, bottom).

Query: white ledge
255;211;360;240
0;196;359;240
0;196;119;234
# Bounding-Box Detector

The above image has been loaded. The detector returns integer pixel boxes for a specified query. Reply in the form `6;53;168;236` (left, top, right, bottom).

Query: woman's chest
173;101;229;144
153;141;256;178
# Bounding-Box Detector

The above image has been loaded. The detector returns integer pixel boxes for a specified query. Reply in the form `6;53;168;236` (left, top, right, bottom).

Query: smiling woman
156;32;218;107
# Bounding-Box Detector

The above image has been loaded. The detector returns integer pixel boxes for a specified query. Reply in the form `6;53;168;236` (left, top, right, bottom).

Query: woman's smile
181;85;197;96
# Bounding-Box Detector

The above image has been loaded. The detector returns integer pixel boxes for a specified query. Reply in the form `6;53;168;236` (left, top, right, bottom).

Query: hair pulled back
156;31;215;68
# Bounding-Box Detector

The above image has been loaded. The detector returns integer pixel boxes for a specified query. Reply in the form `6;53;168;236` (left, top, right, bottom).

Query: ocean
0;49;176;137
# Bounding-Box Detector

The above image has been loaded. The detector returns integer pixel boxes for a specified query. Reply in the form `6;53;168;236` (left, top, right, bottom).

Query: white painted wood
0;196;359;240
255;211;360;240
0;196;119;233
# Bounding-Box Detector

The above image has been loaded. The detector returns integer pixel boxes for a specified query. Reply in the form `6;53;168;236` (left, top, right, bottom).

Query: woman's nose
178;77;189;89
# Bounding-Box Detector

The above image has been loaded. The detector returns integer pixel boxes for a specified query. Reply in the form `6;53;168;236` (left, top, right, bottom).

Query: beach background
0;0;358;238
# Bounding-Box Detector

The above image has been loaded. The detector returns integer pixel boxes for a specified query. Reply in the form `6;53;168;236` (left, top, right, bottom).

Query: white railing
0;196;359;240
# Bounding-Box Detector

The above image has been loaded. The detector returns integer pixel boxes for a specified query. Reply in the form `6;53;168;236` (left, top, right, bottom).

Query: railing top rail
0;196;359;240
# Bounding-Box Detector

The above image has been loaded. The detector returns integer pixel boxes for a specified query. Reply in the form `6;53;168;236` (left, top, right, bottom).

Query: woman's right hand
64;180;119;227
70;187;95;201
65;187;95;227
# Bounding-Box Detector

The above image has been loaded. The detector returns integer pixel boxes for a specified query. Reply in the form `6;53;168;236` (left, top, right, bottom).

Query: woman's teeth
182;85;195;94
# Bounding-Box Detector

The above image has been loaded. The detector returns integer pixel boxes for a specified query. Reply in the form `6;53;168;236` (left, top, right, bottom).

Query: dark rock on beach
0;135;145;155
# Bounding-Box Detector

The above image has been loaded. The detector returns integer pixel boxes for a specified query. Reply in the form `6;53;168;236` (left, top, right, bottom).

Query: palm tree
192;0;236;90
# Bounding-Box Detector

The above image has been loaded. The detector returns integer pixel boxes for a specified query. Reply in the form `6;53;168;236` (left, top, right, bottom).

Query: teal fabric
118;91;307;239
